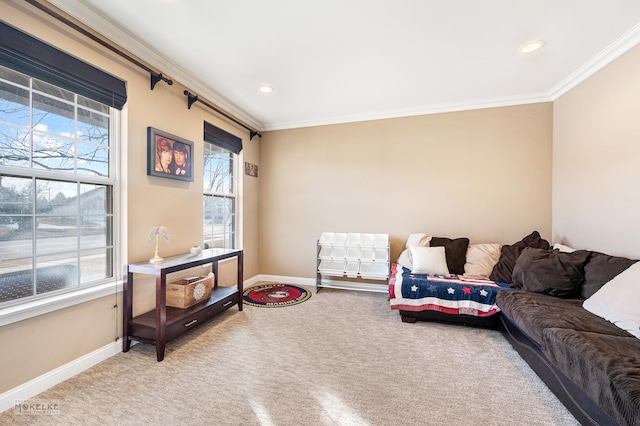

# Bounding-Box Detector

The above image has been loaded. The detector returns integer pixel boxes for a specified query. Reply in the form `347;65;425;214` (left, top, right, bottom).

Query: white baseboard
0;340;122;414
242;274;262;287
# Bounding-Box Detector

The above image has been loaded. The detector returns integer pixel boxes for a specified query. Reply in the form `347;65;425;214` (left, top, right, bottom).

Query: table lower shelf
129;286;239;344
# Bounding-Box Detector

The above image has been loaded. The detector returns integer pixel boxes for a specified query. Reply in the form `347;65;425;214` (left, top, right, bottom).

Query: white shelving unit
316;232;390;293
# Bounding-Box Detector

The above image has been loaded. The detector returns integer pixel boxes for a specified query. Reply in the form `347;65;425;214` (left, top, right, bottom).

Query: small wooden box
166;275;213;309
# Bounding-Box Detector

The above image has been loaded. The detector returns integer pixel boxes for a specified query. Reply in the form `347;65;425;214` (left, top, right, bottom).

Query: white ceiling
48;0;640;132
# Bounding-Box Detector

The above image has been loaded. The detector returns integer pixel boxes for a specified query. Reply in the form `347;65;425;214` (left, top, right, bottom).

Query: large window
203;143;236;249
0;64;115;306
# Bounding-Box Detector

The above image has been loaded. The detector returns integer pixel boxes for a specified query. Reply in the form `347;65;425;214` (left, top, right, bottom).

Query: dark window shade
0;21;127;109
204;121;242;154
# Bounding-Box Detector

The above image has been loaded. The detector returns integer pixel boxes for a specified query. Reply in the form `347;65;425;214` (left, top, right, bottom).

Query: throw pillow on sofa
430;236;469;275
511;247;591;297
552;243;577;253
582;251;638;299
583;261;640;339
489;231;550;283
395;233;432;269
410;246;450;276
464;243;502;277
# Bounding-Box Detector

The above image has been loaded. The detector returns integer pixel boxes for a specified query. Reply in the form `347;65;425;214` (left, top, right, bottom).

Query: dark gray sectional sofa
494;246;640;426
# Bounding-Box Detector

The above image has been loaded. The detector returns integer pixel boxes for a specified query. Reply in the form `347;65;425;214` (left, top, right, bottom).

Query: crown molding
262;94;553;131
266;20;640;132
44;1;640;132
46;0;263;132
549;22;640;100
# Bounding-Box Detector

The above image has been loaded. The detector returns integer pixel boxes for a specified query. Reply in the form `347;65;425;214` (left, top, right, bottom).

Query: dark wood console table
122;248;243;361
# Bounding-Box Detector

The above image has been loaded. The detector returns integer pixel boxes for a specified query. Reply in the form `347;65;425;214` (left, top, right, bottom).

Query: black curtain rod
24;0;261;138
24;0;172;89
184;91;262;140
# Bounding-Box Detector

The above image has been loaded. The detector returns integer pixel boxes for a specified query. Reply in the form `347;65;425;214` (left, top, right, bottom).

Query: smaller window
203;143;236;249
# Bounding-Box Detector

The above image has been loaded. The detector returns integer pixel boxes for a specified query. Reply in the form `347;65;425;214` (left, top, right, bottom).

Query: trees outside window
0;64;115;305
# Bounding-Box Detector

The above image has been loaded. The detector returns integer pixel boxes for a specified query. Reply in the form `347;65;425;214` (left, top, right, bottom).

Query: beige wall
0;2;259;393
260;103;553;278
0;294;119;392
553;44;640;259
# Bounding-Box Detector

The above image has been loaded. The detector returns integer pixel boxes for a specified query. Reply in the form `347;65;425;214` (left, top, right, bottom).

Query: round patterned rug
243;284;311;308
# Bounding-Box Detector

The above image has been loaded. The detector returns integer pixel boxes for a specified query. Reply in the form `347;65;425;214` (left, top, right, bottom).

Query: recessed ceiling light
519;40;545;54
259;85;273;93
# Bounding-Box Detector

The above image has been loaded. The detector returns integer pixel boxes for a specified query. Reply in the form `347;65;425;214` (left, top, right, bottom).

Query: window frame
202;142;238;250
0;65;120;313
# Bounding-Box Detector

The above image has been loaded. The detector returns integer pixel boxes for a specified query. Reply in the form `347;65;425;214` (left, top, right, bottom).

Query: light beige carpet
0;287;579;425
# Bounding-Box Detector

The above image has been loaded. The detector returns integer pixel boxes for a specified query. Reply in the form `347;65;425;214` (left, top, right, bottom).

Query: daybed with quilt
388;263;510;327
388;233;510;328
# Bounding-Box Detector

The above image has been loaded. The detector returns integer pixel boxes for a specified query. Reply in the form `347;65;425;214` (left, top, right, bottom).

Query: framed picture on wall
147;127;194;182
244;161;258;177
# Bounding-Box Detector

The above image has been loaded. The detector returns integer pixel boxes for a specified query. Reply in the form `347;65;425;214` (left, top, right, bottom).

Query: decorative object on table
147;127;194;182
190;245;202;256
166;273;214;308
145;226;170;264
243;284;311;308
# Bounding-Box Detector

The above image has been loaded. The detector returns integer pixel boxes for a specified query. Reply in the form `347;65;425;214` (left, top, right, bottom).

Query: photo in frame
147;127;194;182
244;161;258;177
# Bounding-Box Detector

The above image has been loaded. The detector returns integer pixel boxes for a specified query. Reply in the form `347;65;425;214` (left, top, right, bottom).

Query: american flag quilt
388;263;511;317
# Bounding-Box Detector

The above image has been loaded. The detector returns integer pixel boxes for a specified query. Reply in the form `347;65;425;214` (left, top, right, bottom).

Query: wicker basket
166;275;213;308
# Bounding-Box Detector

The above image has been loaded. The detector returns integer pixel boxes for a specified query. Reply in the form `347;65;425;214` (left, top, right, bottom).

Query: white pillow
396;234;432;269
410;246;450;276
553;243;577;253
405;233;432;248
463;243;502;277
583;261;640;339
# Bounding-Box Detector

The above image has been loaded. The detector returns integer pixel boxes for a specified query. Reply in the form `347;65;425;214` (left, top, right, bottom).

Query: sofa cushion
582;251;637;299
511;247;591;298
430;236;469;275
542;328;640;426
490;231;550;284
463;243;502;277
496;291;630;346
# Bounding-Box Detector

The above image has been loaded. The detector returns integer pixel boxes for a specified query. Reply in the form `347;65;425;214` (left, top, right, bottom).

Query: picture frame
244;161;258;177
147;127;194;182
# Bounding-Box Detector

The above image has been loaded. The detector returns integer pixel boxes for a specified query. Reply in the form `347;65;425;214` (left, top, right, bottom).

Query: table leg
123;267;133;352
212;261;219;289
155;271;167;362
237;251;244;311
